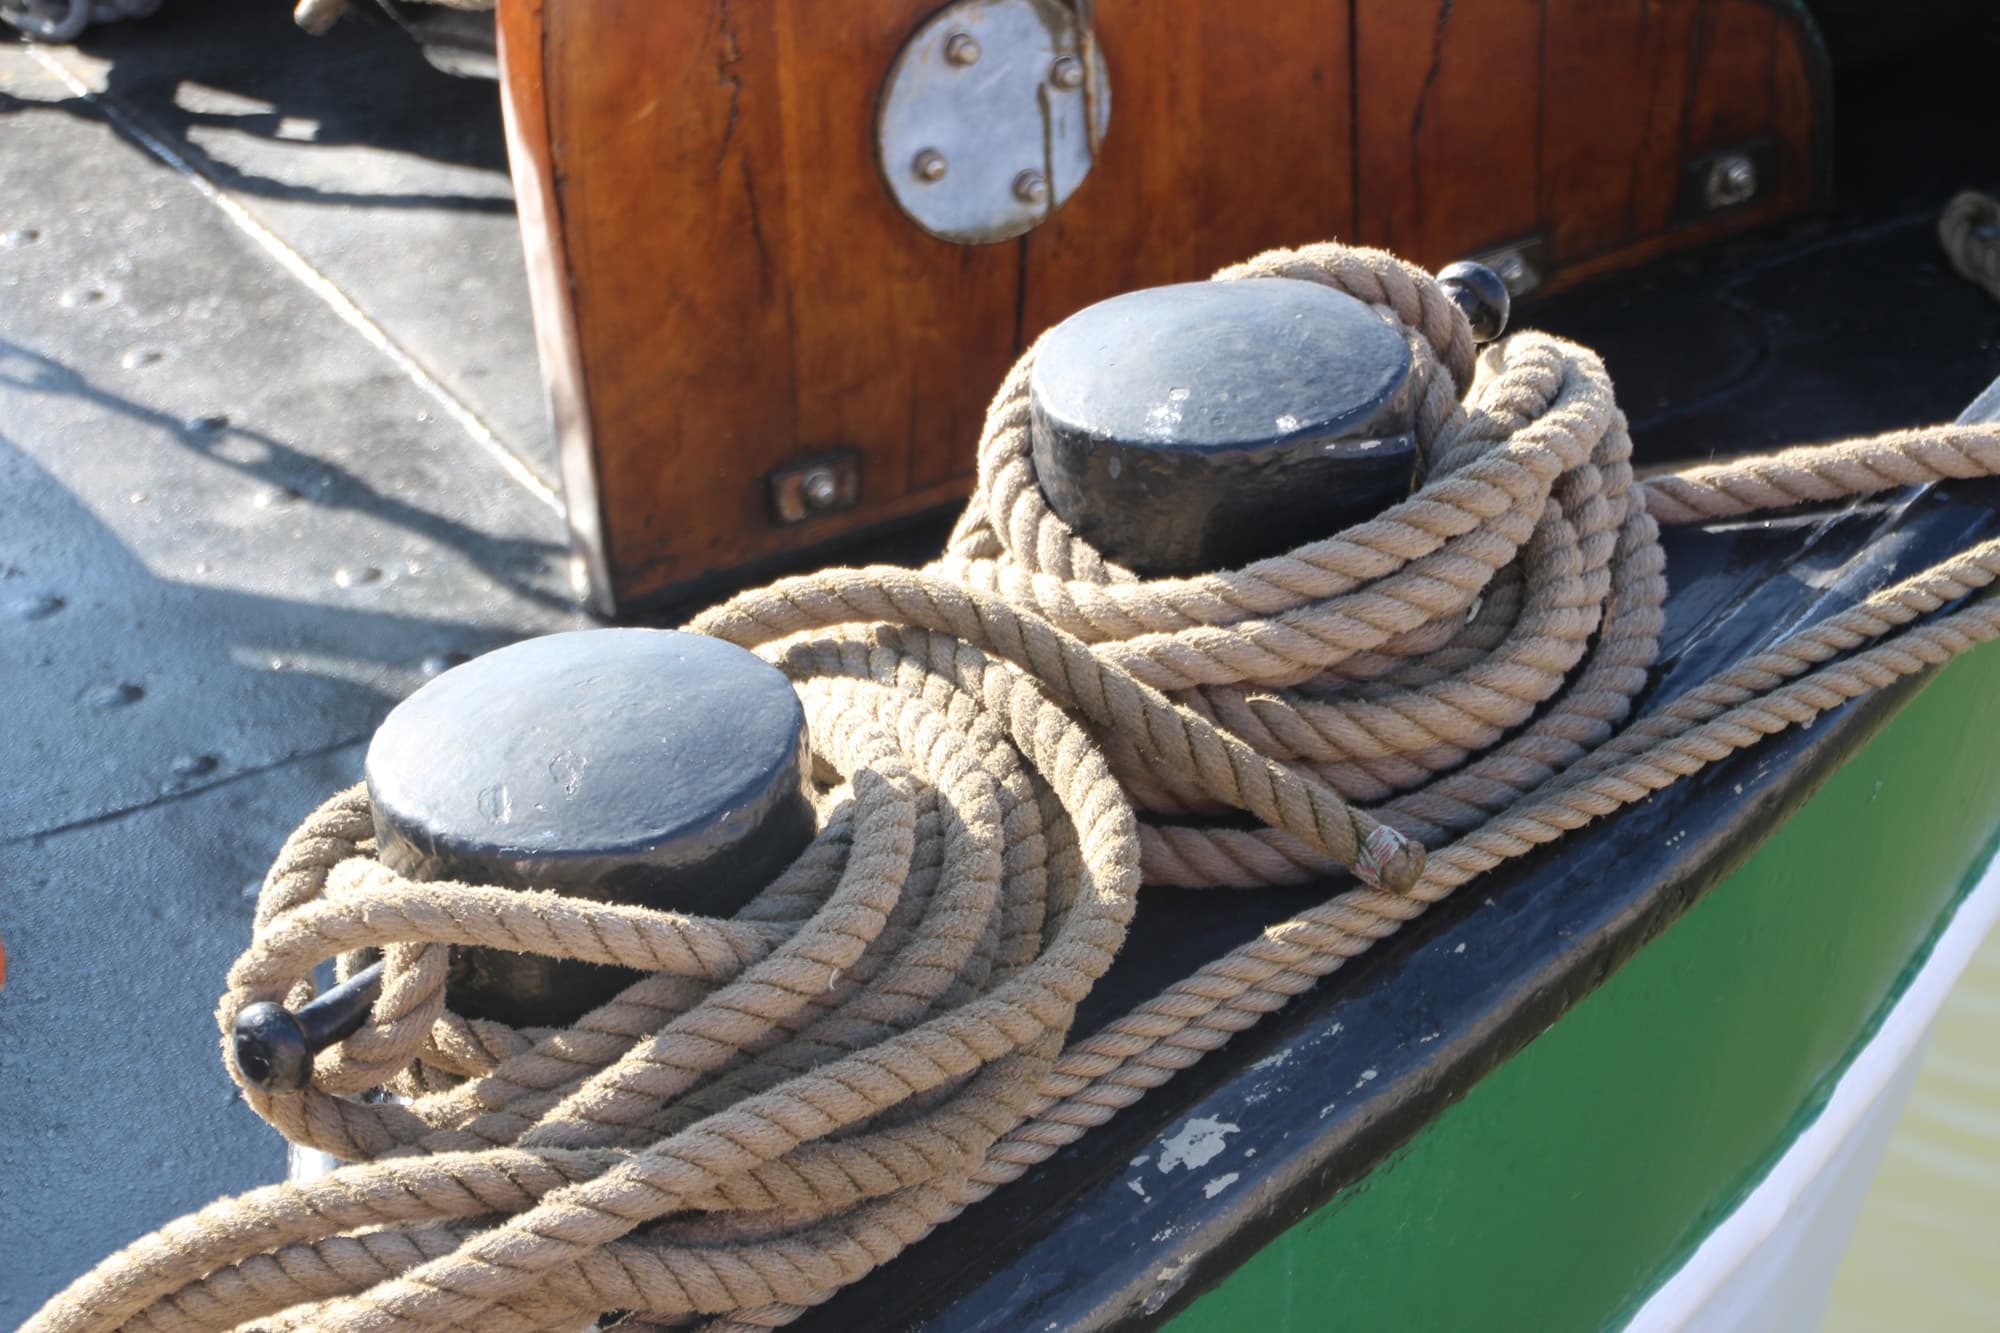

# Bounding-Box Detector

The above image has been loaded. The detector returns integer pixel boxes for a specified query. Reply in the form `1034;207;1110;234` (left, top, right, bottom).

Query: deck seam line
25;46;566;519
2;737;368;848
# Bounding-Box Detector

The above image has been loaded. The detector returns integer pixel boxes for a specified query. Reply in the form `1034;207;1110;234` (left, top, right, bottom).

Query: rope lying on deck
31;241;2000;1333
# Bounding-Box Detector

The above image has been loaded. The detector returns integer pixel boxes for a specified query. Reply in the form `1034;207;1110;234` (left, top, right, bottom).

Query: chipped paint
1202;1172;1240;1199
1140;1256;1196;1315
1158;1116;1239;1173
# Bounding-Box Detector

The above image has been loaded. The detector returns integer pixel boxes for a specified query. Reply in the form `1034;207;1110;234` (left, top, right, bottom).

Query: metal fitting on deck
364;628;815;1026
1028;278;1420;575
234;629;816;1090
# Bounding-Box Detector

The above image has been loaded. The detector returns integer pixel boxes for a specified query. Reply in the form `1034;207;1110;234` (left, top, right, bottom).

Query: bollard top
365;629;810;896
1031;278;1410;459
1028;277;1417;573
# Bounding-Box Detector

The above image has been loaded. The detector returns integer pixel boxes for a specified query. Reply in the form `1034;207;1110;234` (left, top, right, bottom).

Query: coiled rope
30;241;2000;1333
1942;190;2000;304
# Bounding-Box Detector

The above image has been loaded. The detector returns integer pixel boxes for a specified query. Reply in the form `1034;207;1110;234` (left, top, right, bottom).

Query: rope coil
1941;189;2000;304
31;241;2000;1333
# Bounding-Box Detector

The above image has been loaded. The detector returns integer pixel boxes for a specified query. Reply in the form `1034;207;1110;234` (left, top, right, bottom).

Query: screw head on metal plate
944;31;980;65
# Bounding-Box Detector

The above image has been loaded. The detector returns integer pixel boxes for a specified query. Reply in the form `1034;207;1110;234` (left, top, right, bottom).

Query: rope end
1355;824;1425;895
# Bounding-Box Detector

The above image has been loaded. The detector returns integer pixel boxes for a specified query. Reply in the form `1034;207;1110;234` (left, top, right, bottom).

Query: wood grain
1541;0;1703;260
1021;0;1355;335
1354;0;1545;263
501;0;1828;610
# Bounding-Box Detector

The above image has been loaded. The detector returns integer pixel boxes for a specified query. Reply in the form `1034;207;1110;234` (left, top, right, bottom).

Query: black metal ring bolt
231;629;817;1093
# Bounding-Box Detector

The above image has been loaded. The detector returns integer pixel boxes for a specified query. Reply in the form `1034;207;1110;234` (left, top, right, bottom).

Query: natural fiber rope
1942;190;2000;303
31;240;2000;1333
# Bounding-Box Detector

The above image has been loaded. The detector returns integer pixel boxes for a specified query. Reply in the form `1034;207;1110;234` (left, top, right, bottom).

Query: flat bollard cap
1030;278;1417;575
365;628;814;1024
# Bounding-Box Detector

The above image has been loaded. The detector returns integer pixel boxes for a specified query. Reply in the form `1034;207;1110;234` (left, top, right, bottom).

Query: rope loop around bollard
31;238;2000;1333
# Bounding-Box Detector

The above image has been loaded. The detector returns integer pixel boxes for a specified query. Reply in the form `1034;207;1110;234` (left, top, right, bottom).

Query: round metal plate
877;0;1111;246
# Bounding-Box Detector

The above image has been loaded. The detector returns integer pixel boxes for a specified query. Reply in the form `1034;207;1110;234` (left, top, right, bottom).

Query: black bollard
1029;277;1418;575
233;961;385;1094
363;628;816;1027
232;629;816;1088
1030;265;1509;575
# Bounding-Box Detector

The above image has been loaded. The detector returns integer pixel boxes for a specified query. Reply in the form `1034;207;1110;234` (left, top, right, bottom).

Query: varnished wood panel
1688;0;1780;152
499;0;611;601
1021;0;1356;334
1354;0;1545;262
501;0;1828;610
769;2;1022;496
549;2;799;593
1541;0;1703;260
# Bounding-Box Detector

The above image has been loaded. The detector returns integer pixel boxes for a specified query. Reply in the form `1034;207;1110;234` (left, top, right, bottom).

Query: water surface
1825;926;2000;1329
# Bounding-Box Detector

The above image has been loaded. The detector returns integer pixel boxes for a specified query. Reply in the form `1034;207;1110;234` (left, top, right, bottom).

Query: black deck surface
3;6;1998;1327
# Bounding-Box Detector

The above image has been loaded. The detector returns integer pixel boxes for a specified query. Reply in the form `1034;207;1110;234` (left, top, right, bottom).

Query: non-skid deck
0;7;581;1316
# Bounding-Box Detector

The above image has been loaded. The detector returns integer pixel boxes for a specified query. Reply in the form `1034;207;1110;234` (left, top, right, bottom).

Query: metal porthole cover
876;0;1111;246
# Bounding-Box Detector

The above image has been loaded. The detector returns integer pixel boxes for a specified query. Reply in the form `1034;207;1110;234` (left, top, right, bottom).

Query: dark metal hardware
232;961;385;1094
1028;277;1419;575
364;629;817;1027
1676;141;1776;220
770;450;862;524
1438;260;1512;343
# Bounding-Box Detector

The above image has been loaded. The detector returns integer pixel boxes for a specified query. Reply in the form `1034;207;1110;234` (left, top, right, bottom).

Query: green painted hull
1172;643;2000;1331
